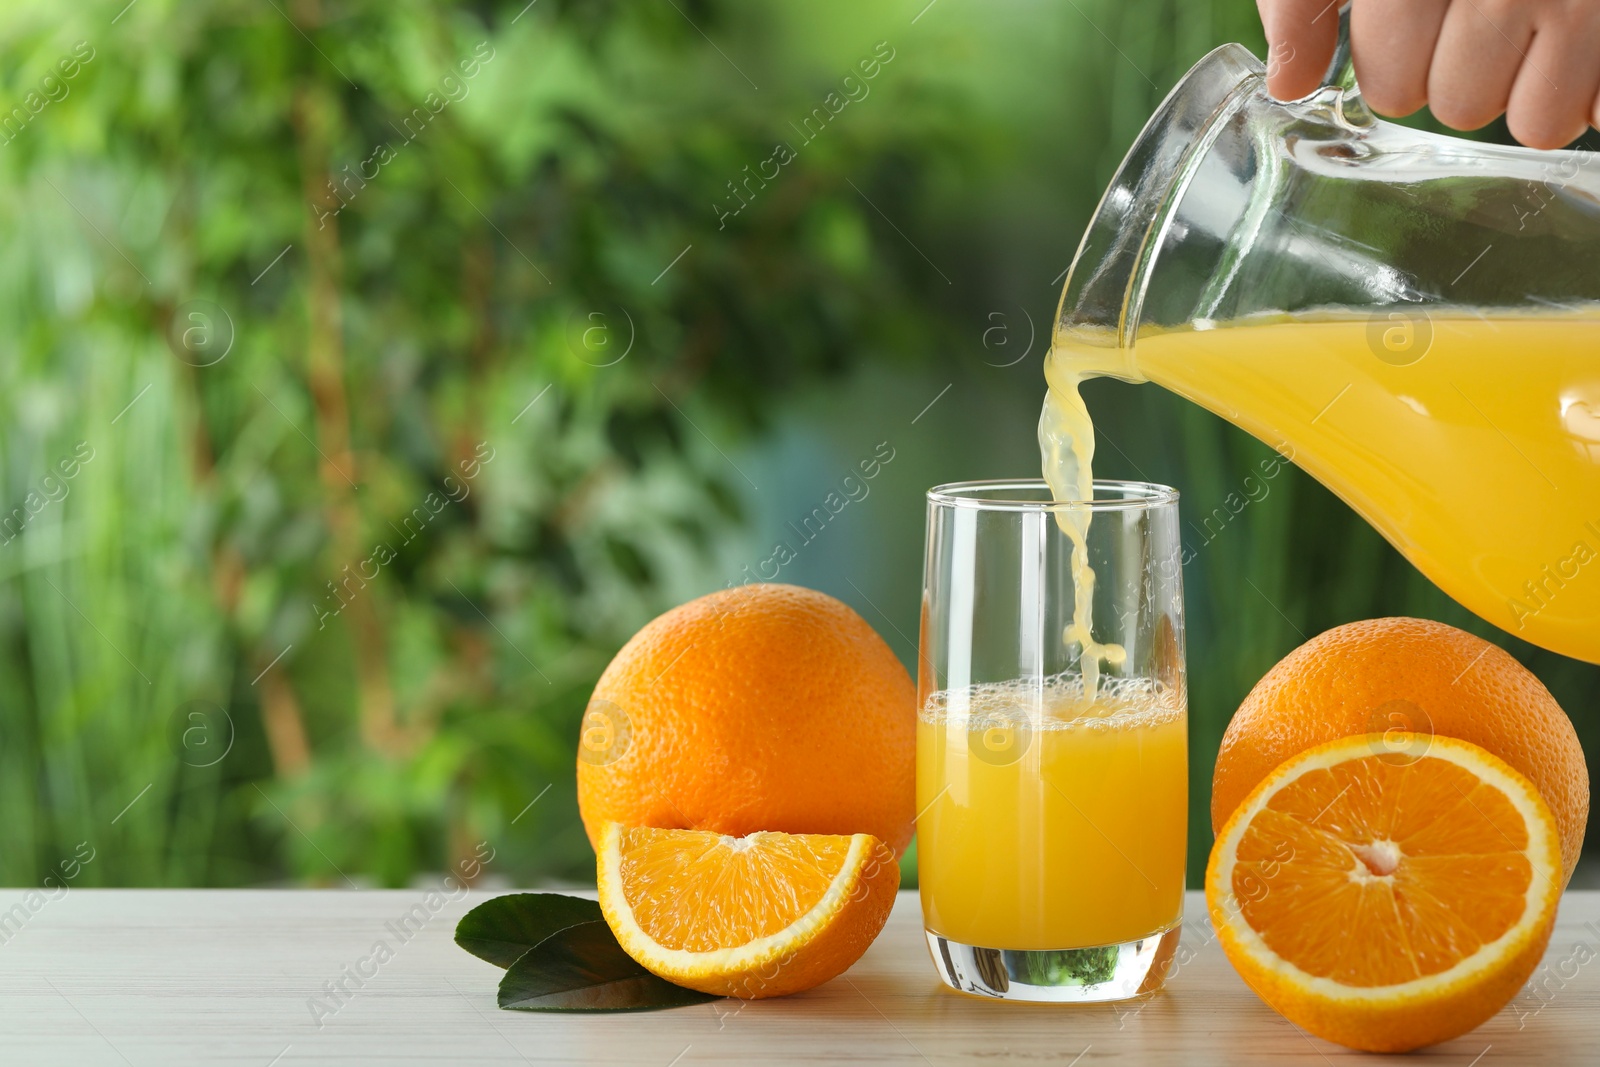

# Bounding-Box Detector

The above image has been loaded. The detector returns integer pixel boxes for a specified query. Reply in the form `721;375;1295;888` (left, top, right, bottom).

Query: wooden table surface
2;888;1596;1065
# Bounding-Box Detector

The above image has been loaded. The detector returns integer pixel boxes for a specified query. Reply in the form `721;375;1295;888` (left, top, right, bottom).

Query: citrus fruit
577;583;917;854
596;822;900;997
1210;617;1587;883
1206;734;1562;1053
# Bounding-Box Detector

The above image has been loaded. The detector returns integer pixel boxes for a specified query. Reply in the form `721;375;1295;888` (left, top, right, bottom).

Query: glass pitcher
1052;17;1600;665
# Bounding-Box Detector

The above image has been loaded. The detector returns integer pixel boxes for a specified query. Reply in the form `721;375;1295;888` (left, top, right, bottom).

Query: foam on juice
919;671;1181;732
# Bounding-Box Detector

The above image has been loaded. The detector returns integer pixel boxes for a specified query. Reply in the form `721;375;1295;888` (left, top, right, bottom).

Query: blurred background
1;0;1594;890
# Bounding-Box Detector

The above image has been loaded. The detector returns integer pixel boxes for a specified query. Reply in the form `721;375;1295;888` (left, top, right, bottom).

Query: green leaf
456;894;718;1012
455;893;604;969
497;920;721;1012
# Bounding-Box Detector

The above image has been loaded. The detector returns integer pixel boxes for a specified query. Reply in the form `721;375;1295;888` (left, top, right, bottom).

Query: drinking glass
916;479;1187;1002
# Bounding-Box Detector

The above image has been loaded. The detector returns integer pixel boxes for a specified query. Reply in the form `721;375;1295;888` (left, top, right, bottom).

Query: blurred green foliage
0;0;1593;890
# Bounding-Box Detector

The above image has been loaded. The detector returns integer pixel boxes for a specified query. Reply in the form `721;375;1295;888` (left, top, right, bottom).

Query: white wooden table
1;889;1595;1065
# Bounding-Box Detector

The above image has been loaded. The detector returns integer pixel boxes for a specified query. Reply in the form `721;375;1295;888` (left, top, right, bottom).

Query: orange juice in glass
916;480;1187;1002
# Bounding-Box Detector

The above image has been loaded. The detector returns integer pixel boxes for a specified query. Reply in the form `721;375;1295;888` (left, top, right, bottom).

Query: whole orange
1210;617;1588;883
576;583;916;854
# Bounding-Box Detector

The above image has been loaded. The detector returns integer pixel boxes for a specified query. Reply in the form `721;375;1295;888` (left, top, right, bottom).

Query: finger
1428;0;1535;130
1349;0;1449;116
1258;0;1343;100
1507;21;1600;148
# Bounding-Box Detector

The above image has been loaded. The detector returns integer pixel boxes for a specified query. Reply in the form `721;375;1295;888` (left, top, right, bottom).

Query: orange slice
1206;734;1562;1053
596;822;900;998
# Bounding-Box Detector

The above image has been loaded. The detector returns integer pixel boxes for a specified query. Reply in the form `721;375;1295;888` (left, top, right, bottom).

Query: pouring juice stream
1038;347;1125;698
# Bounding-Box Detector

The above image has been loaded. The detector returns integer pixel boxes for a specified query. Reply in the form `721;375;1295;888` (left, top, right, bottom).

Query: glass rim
926;478;1179;513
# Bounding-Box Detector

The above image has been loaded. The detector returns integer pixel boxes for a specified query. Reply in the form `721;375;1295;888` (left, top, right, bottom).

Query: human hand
1258;0;1600;148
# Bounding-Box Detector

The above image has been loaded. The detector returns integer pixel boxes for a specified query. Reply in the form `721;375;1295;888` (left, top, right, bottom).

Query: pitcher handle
1318;3;1371;122
1320;3;1355;89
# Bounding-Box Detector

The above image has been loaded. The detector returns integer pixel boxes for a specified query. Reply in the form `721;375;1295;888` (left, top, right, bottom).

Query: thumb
1257;0;1342;100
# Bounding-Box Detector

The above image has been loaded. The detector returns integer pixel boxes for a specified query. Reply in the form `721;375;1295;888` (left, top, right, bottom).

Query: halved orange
596;822;900;998
1206;734;1562;1053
